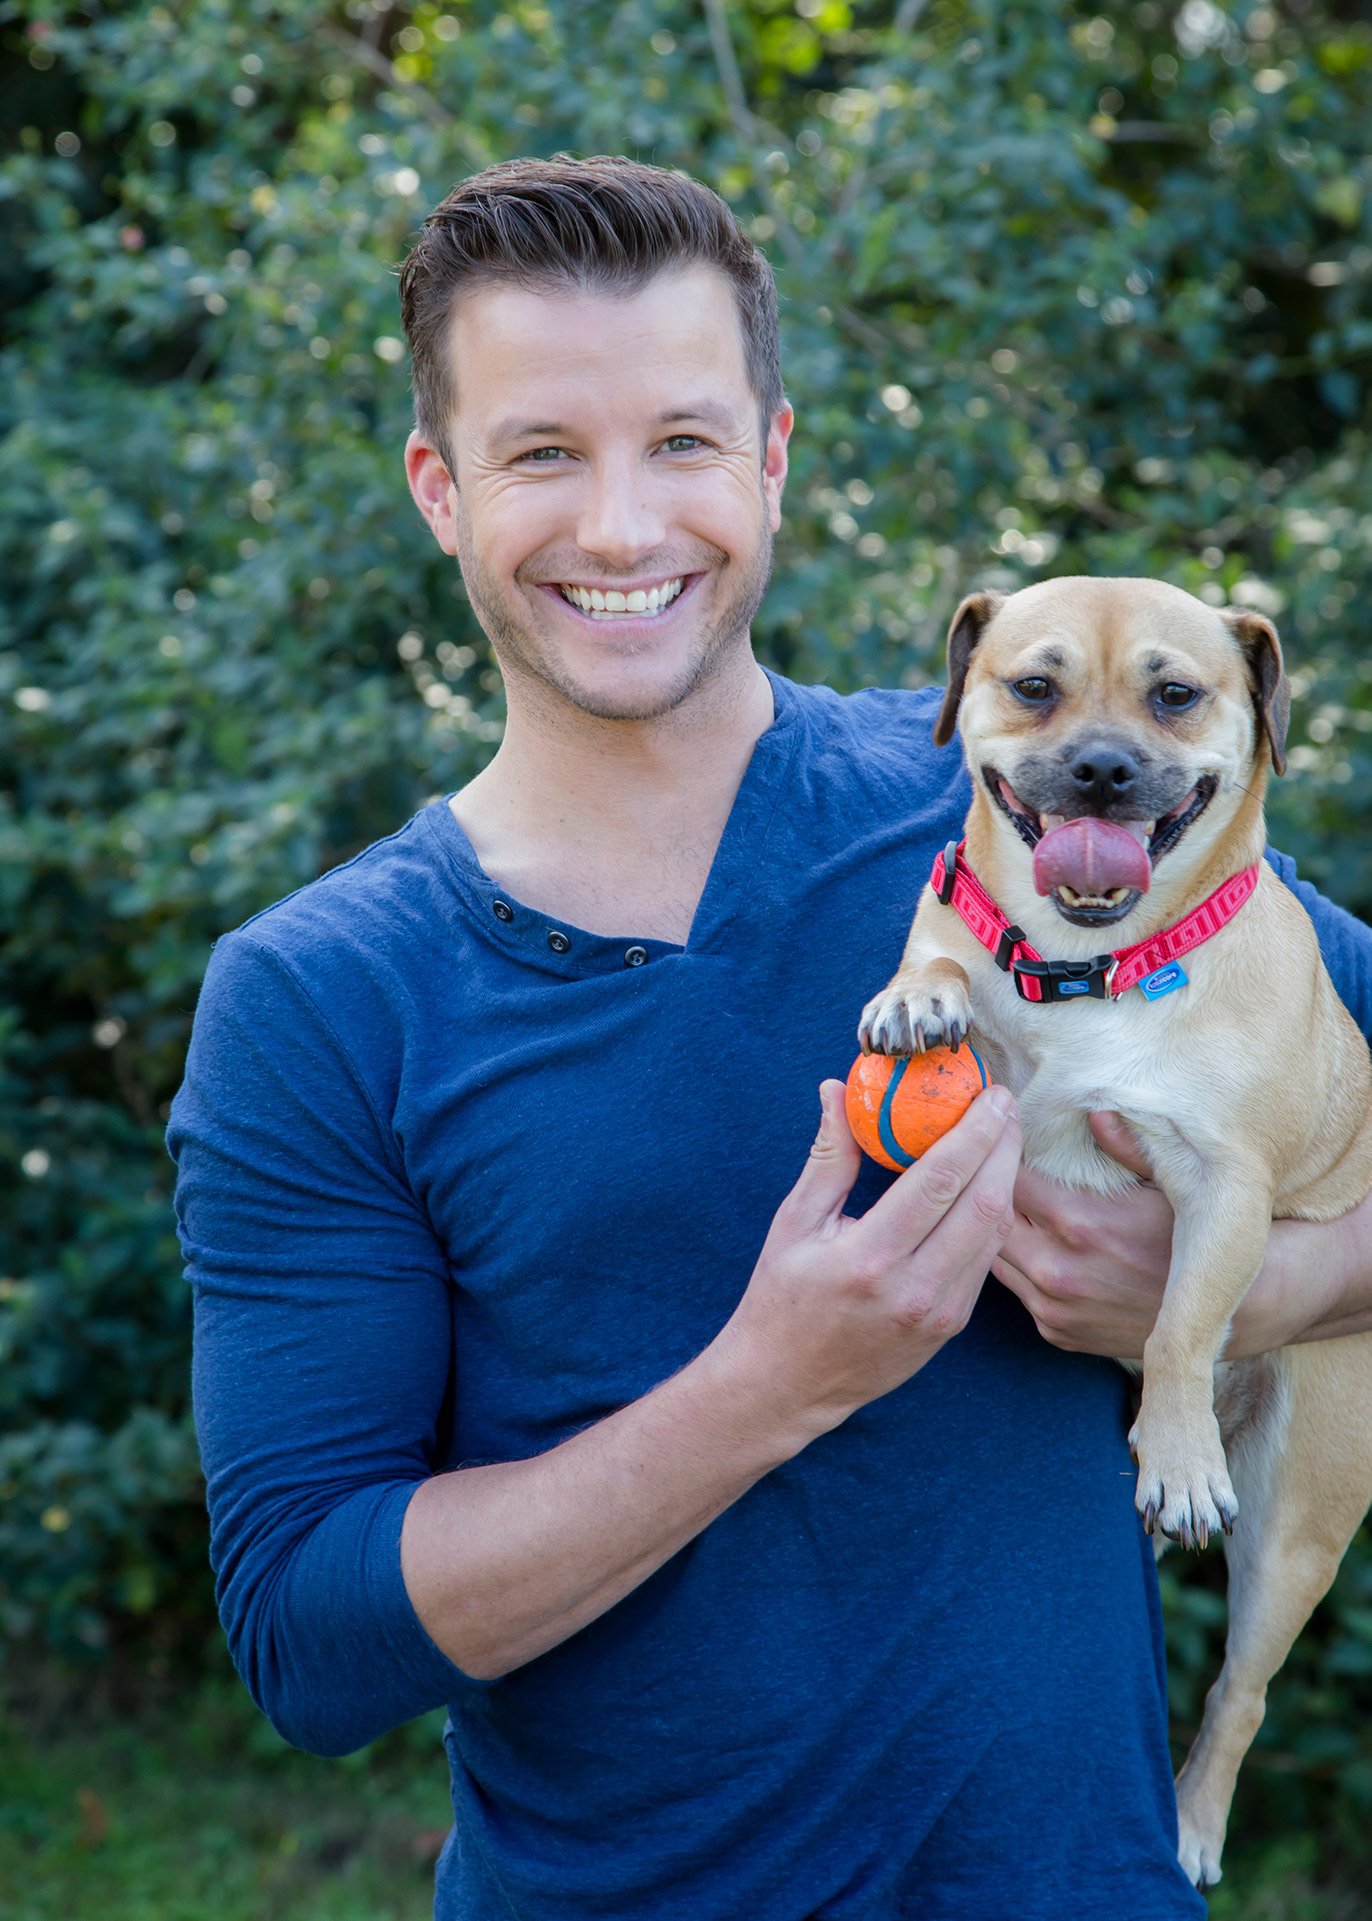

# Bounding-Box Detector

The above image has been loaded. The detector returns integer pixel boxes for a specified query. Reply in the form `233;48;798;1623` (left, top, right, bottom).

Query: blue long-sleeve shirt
168;671;1372;1920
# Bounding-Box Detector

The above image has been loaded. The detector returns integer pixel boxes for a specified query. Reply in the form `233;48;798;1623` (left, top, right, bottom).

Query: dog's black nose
1066;739;1141;807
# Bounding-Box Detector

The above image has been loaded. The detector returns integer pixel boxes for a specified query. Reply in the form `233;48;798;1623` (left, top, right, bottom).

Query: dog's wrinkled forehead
933;576;1289;775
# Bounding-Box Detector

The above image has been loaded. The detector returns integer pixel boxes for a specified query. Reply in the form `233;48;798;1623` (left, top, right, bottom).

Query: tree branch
318;21;482;161
701;0;805;271
699;0;896;361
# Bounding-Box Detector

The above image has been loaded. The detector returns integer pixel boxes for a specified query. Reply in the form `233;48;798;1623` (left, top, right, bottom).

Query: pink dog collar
930;840;1259;1005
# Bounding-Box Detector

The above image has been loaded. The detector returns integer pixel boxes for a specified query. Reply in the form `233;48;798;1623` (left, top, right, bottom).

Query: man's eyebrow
487;401;742;446
655;402;738;431
488;419;568;445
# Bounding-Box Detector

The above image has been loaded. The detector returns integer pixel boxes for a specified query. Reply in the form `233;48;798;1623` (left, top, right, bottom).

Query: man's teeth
559;577;683;619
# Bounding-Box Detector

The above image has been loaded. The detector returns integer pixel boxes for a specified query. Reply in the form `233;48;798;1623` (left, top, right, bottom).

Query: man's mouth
983;766;1219;923
556;576;685;620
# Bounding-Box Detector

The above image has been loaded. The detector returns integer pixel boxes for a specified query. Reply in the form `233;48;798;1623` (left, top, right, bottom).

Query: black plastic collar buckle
935;840;959;905
993;923;1026;973
1011;953;1118;1003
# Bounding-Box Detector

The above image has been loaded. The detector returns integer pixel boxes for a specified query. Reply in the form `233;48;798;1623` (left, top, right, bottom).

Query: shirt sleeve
167;929;482;1756
1266;848;1372;1044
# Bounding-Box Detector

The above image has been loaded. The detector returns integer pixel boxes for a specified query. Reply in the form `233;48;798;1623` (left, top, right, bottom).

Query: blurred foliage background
2;0;1371;1907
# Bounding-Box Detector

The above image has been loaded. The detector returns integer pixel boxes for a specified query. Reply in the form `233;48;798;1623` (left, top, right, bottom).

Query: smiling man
414;269;780;729
169;157;1372;1919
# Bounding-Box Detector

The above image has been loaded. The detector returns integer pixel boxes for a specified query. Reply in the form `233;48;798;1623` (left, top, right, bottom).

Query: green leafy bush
3;0;1370;1862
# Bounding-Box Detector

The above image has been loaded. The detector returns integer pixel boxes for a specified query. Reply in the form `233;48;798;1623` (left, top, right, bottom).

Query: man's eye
518;446;565;463
662;434;704;453
1012;677;1054;702
1157;683;1201;710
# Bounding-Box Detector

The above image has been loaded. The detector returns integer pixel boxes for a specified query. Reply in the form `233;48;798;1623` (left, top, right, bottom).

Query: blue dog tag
1138;962;1188;1001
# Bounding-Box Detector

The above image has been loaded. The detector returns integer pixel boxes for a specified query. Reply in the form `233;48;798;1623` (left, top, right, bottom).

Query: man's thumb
1088;1109;1155;1182
781;1079;862;1234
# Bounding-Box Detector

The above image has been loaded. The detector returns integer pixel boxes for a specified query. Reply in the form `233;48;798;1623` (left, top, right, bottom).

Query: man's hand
712;1077;1021;1443
994;1114;1372;1359
993;1113;1172;1360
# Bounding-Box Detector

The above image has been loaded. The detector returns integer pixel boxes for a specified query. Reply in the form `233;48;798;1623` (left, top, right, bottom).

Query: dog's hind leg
1174;1337;1372;1887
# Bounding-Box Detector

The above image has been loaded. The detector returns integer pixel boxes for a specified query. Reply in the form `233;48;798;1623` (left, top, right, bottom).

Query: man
170;156;1372;1919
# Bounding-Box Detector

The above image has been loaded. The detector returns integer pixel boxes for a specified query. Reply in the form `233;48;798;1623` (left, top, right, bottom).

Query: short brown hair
398;154;783;470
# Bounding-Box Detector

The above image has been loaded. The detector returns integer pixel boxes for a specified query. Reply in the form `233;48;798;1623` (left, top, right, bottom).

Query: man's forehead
446;267;751;422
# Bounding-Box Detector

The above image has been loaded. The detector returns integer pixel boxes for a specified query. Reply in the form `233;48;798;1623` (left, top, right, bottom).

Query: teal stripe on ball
877;1046;989;1165
876;1058;916;1167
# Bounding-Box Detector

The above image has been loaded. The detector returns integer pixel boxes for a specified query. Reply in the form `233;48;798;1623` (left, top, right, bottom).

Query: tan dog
858;576;1372;1887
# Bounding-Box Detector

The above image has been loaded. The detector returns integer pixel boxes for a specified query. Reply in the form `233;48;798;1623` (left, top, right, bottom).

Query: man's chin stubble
462;542;774;726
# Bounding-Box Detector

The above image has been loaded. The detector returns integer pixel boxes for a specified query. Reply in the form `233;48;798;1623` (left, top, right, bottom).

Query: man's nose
575;460;667;567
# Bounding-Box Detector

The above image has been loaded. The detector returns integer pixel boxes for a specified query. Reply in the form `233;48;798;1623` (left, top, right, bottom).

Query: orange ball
845;1045;990;1170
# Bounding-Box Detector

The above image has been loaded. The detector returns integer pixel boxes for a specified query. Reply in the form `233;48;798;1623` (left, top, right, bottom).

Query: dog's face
935;577;1290;929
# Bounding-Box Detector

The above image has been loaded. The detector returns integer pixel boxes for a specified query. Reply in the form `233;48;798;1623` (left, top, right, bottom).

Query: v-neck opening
419;669;803;978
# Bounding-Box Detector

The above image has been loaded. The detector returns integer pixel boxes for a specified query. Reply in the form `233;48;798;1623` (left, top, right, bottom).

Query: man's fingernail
984;1085;1015;1119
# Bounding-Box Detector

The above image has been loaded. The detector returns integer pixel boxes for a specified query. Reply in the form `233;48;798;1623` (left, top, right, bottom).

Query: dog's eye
1011;677;1054;703
1157;683;1201;710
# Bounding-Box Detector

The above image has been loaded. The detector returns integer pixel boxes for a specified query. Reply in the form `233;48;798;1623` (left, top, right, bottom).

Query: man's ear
405;428;460;557
762;403;793;534
1220;606;1290;776
933;590;1006;746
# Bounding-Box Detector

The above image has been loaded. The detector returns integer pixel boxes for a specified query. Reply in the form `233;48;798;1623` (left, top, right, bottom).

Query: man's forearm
1231;1187;1372;1354
399;1335;810;1680
402;1084;1020;1681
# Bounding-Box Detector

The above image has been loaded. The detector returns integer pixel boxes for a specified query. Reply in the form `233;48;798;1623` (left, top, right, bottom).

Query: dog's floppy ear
933;590;1006;746
1220;606;1290;777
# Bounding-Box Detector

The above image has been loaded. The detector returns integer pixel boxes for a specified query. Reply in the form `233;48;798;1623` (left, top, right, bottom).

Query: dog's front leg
1128;1153;1275;1548
857;897;973;1057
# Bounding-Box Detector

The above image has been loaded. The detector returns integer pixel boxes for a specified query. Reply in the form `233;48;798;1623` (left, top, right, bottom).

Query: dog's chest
968;966;1186;1195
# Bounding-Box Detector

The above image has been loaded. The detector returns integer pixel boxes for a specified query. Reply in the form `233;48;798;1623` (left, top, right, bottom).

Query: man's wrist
689;1324;842;1467
1232;1197;1372;1354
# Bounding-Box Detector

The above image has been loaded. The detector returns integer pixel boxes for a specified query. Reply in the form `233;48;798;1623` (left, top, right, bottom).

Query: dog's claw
1135;1457;1237;1551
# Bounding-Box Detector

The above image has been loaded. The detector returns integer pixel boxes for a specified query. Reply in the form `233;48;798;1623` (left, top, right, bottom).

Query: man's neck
449;653;776;943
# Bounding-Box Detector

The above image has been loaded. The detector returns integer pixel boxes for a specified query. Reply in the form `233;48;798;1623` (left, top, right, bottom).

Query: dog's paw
1129;1412;1238;1551
1176;1797;1226;1889
857;979;973;1058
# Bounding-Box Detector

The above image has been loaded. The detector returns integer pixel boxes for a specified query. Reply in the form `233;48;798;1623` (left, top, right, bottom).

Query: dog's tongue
1032;819;1151;898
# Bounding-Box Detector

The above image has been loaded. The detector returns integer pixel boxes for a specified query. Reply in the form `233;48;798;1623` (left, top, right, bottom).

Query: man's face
406;266;791;725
